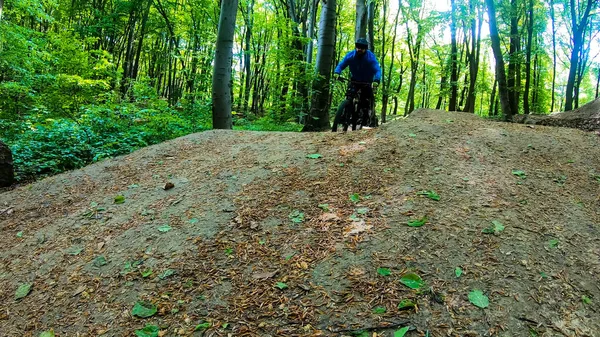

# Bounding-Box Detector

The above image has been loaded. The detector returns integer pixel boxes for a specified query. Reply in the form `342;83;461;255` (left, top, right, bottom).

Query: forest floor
1;109;599;337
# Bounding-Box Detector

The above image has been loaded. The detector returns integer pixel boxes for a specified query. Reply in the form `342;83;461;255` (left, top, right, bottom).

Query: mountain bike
332;77;376;132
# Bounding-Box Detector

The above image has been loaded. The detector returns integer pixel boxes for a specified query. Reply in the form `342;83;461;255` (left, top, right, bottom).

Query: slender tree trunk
306;0;318;65
131;0;151;81
486;0;513;120
0;0;4;21
564;0;595;111
212;0;238;129
243;0;254;114
464;0;482;113
490;78;498;116
304;0;336;131
367;0;375;51
550;0;557;112
523;0;534;115
596;68;600;99
507;0;520;115
449;0;458;111
355;0;367;40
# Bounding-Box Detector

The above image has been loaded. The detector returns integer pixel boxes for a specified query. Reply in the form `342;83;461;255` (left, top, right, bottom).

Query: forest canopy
1;0;599;181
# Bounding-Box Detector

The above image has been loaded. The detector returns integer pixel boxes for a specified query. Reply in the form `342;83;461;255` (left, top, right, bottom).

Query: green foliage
131;301;158;318
468;289;489;308
400;273;424;289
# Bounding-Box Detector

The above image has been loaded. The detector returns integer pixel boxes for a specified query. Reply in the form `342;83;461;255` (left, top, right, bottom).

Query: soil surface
1;109;599;337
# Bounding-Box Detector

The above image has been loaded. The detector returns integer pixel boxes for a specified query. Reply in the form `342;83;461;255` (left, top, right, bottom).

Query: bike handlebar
334;76;373;86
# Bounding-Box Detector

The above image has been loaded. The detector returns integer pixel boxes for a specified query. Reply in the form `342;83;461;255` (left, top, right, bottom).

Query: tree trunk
486;0;513;120
490;77;497;116
306;0;318;65
212;0;238;129
463;0;482;113
507;0;520;115
0;140;13;187
303;0;336;132
367;0;375;51
523;0;534;115
448;0;458;111
355;0;367;40
550;0;557;112
564;0;595;111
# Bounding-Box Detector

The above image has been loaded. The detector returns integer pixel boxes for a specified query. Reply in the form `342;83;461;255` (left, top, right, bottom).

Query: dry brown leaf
72;285;86;297
319;213;340;222
344;219;372;236
252;270;278;279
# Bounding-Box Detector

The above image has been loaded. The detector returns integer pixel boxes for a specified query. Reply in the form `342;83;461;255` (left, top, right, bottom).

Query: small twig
512;225;543;235
515;316;539;325
0;207;13;215
330;320;411;333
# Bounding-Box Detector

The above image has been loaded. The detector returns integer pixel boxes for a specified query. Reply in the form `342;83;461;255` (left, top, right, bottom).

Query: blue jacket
334;50;382;83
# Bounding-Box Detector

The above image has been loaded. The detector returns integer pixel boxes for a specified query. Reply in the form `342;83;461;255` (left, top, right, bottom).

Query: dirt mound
513;98;600;131
1;110;599;336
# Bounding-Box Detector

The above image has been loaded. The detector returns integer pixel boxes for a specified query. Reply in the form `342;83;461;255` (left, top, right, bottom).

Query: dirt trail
1;109;599;337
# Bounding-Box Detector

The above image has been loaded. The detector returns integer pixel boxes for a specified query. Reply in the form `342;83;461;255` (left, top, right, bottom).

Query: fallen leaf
72;285;86;297
164;182;175;190
344;219;372;236
318;213;340;222
252;270;278;279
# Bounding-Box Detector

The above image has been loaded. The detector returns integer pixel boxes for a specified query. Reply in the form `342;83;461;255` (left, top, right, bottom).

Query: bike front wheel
332;99;353;132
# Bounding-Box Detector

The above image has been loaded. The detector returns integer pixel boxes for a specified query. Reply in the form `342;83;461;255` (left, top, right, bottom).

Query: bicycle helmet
355;38;369;49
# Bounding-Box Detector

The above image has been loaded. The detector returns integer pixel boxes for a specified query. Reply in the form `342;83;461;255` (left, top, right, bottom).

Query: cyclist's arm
372;55;382;83
334;51;353;75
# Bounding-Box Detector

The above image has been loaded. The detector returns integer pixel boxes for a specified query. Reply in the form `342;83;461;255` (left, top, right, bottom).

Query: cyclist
332;38;382;131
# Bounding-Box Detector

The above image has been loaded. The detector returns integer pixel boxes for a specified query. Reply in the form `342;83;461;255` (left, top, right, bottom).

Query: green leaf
189;218;199;224
68;247;84;255
400;273;424;289
455;267;463;278
356;207;369;214
377;268;391;277
158;224;172;232
398;299;416;310
39;330;55;337
417;190;440;201
159;269;175;280
141;269;153;278
350;332;369;337
131;301;157;318
16;231;23;238
348;213;360;221
468;289;489;308
540;272;548;279
492;220;505;232
394;326;410;337
408;133;417;137
582;295;592;304
407;216;427;227
349;193;361;203
512;170;527;179
289;210;305;223
114;195;126;204
93;255;108;267
15;283;32;300
222;323;229;329
134;325;159;337
372;306;387;314
549;239;559;248
318;204;330;211
275;282;288;290
306;153;323;159
194;322;211;331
